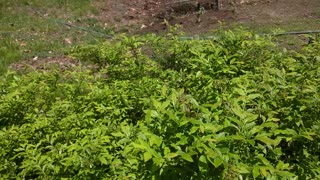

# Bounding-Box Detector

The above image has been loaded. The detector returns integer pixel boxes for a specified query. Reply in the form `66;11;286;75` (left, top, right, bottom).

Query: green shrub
0;30;319;179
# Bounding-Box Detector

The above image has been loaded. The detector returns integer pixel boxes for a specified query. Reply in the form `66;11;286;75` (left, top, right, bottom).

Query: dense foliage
0;30;319;179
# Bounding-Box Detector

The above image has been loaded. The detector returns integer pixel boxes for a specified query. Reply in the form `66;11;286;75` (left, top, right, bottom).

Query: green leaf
144;151;153;162
257;156;270;166
164;147;170;155
165;153;179;159
180;152;193;162
149;135;162;147
234;166;250;174
161;85;167;96
112;159;122;166
276;161;290;170
196;71;202;78
277;171;296;177
189;126;199;134
132;143;148;150
151;98;162;109
213;158;223;167
299;106;307;111
199;155;207;163
14;148;25;152
232;101;245;119
267;117;280;122
301;132;316;141
260;167;268;177
161;100;171;110
234;88;246;96
245;114;258;122
253;166;260;178
99;156;109;165
150;110;159;118
249;126;264;135
111;132;125;137
230;135;246;141
256;136;280;146
54;166;60;173
248;94;261;100
203;98;221;111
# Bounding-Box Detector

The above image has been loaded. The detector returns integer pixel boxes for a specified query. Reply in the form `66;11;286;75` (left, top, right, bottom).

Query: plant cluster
0;30;319;179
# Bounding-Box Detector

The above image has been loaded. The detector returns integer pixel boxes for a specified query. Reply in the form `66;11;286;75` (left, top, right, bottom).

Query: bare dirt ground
10;56;80;72
11;0;320;70
93;0;320;34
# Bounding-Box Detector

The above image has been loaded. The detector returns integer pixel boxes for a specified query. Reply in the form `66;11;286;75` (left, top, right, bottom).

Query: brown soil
9;56;80;71
93;0;320;34
13;0;320;70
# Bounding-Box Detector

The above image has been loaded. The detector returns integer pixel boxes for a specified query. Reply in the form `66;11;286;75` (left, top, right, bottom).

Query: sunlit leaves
0;31;320;179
